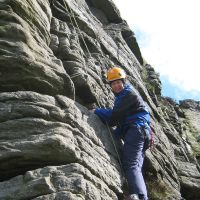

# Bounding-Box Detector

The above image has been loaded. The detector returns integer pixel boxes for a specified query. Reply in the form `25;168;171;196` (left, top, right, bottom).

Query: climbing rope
96;99;124;172
62;0;90;80
63;0;91;57
61;0;124;174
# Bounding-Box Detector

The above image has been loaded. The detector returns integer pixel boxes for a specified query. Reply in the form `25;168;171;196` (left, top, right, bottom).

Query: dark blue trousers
122;126;148;200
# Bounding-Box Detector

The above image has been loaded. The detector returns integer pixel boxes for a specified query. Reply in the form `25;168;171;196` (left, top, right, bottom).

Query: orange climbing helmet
106;67;126;82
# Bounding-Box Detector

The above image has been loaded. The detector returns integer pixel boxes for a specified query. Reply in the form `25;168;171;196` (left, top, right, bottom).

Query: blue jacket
95;84;150;137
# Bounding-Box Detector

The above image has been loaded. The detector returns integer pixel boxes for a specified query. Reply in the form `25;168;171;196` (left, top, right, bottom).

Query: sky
112;0;200;102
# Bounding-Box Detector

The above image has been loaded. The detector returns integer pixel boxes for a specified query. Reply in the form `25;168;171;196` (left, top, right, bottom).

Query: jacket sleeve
95;90;145;126
110;91;143;126
94;108;113;124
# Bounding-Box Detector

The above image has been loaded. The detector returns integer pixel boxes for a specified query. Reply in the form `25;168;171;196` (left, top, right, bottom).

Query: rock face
0;0;199;200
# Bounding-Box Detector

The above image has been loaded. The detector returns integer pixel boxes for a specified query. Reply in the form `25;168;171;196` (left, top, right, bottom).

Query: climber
94;67;151;200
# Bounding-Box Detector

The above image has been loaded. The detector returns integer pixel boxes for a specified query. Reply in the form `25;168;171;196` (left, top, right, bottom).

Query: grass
182;118;200;157
146;178;172;200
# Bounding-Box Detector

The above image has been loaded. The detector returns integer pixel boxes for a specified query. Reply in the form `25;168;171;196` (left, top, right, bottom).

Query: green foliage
186;132;200;157
141;68;154;94
146;178;172;200
9;0;35;24
146;81;156;94
8;0;50;44
182;118;200;157
141;65;161;95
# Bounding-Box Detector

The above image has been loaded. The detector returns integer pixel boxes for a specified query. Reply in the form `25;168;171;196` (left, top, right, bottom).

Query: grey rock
0;0;74;98
0;91;122;196
33;192;84;200
0;0;200;200
0;163;117;200
180;99;200;111
180;176;200;200
86;0;122;23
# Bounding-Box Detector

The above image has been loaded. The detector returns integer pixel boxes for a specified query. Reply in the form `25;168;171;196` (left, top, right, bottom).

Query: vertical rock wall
0;0;199;199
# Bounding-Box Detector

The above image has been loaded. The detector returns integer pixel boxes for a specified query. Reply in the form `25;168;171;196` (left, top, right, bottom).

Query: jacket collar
114;84;133;97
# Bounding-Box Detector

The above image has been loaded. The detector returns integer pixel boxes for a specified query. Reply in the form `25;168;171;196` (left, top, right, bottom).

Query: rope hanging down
96;99;124;174
62;0;124;175
62;0;89;79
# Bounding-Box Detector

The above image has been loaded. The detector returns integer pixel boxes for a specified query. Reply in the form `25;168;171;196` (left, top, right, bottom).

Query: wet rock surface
0;0;199;199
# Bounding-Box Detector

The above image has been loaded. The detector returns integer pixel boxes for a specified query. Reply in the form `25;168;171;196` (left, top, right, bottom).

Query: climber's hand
89;109;95;114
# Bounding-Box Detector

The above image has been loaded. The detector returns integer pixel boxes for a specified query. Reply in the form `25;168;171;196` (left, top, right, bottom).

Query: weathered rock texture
0;0;199;200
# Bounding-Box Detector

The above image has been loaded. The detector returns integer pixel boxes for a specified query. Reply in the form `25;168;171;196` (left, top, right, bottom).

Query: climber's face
110;79;124;93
